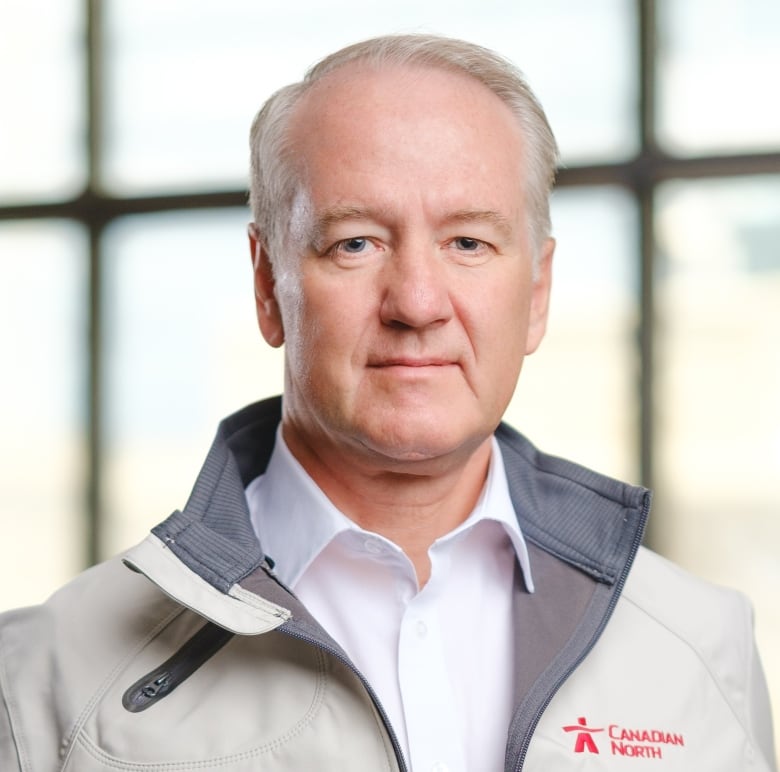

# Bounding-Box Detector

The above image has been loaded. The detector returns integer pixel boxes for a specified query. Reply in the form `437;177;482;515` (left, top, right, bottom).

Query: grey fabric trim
505;545;603;770
510;545;597;706
151;398;283;592
506;577;620;771
496;422;649;584
493;426;650;771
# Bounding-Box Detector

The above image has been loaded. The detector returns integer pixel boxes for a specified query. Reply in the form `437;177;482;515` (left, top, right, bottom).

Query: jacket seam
71;647;331;770
61;605;186;768
165;452;256;589
620;593;757;749
162;535;236;590
523;533;616;583
0;630;27;772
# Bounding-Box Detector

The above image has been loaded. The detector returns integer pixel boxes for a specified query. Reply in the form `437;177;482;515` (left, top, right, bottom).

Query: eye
453;237;482;251
339;237;369;253
322;236;382;264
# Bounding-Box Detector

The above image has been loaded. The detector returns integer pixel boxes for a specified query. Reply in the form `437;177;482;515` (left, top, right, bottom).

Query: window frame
1;0;780;563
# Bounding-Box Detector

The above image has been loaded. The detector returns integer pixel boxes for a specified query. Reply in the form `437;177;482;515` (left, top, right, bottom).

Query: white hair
249;34;559;268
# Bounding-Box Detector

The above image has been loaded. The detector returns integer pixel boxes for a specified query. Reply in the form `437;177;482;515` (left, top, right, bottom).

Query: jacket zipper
123;491;648;768
279;625;409;772
254;565;410;770
511;492;651;771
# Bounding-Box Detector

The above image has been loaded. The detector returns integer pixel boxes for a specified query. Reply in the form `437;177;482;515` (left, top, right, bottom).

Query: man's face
252;64;553;474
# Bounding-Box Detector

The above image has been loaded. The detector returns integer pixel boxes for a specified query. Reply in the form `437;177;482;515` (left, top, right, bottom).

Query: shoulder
529;548;776;769
621;546;755;665
1;553;185;694
616;547;775;767
1;554;179;652
0;555;182;695
0;556;183;769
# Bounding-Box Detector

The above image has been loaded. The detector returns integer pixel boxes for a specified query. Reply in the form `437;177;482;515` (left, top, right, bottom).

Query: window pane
101;209;283;555
657;0;780;154
101;0;635;193
508;186;639;483
0;221;87;610
0;0;85;202
655;176;780;744
497;0;638;164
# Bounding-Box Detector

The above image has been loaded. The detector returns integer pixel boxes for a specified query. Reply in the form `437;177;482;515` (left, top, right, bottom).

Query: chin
358;422;487;468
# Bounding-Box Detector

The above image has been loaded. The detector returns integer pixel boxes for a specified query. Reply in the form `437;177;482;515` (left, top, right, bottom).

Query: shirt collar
245;425;534;593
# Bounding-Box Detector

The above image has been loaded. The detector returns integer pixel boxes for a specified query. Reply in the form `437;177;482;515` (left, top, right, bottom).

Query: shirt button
416;620;428;638
431;763;449;772
364;539;383;555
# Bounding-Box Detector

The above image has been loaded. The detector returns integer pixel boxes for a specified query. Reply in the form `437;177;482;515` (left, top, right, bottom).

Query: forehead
285;63;527;217
290;61;522;150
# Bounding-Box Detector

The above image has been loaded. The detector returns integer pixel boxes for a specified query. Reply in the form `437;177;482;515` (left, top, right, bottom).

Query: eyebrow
313;204;374;225
443;209;515;240
309;205;515;243
308;205;381;248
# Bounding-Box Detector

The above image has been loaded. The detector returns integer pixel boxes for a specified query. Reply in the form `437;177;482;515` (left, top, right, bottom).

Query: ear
525;237;554;355
248;223;285;348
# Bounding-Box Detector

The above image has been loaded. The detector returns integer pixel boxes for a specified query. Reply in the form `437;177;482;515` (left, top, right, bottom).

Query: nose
379;247;454;329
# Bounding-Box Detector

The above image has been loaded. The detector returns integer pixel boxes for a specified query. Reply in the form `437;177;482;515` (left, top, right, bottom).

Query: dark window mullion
638;0;658;550
85;0;104;566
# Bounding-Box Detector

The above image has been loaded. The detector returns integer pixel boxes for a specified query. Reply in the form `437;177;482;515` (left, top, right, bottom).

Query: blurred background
1;0;778;755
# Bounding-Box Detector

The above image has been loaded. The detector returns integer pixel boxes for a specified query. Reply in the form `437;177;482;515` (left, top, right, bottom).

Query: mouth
368;357;456;368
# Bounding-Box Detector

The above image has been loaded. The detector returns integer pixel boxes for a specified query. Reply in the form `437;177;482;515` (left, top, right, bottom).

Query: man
0;35;775;772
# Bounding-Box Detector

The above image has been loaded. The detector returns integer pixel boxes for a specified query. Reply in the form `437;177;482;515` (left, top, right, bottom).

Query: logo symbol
563;716;604;754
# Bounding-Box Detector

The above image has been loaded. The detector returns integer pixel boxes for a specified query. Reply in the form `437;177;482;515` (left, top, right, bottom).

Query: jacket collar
125;396;649;628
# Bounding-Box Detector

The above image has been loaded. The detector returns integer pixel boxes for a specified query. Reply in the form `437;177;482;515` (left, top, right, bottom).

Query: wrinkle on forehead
279;62;531;257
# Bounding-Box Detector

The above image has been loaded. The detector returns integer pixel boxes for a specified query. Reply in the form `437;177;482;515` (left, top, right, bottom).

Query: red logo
563;716;604;754
562;716;686;760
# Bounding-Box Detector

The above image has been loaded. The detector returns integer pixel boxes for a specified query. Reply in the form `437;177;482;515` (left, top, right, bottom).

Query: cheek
469;295;530;400
469;284;530;347
277;267;350;350
281;276;356;375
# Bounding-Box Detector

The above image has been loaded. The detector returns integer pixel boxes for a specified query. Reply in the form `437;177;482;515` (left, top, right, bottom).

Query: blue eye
341;238;368;253
454;237;481;250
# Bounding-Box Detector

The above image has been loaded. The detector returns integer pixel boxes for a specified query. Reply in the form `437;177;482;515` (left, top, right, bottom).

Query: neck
282;426;493;587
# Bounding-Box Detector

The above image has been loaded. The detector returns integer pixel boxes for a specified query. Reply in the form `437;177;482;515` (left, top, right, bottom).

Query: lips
368;356;456;368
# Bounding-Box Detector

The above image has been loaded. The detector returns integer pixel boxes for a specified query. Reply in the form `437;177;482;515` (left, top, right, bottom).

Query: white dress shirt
246;427;534;772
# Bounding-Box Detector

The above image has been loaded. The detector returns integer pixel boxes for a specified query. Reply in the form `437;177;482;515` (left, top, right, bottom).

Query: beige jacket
0;398;775;770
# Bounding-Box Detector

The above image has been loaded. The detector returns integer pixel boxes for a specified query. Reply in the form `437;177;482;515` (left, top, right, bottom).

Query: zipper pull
141;673;172;699
123;668;177;712
122;622;234;712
